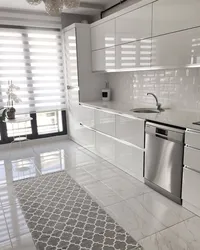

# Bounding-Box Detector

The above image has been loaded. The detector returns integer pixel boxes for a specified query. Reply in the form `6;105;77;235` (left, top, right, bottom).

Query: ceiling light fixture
26;0;80;15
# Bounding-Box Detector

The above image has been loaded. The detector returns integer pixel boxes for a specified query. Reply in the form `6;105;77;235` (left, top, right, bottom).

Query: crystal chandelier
26;0;80;15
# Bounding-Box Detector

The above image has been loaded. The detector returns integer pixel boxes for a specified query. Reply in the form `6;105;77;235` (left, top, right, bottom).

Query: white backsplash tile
107;69;200;111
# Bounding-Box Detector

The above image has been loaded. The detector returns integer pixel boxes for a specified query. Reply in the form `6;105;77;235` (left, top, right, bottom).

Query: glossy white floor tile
11;233;36;250
0;138;199;250
105;200;165;241
135;191;194;227
102;175;150;200
82;161;119;181
139;216;200;250
67;167;97;186
84;181;123;207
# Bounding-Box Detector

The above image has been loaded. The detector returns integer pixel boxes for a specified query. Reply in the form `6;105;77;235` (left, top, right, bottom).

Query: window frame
0;110;67;144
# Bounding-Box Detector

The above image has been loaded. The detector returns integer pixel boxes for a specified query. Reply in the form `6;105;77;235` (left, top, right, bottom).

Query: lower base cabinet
95;132;115;164
182;167;200;214
115;140;144;181
71;124;144;182
76;126;96;153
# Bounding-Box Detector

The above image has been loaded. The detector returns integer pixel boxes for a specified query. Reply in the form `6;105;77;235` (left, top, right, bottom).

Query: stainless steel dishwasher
145;122;185;204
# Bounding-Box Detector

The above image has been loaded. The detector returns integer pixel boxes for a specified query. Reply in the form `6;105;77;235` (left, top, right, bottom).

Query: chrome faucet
147;93;162;111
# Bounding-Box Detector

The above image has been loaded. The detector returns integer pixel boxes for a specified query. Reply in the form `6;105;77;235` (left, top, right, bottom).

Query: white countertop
81;101;200;131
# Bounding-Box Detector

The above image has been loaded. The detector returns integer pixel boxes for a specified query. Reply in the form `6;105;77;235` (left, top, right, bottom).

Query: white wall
107;68;200;111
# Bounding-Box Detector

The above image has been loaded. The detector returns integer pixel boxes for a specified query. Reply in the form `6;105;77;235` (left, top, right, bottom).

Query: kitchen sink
130;108;164;113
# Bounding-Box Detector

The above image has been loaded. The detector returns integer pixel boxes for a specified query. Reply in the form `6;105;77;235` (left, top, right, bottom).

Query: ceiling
0;0;119;15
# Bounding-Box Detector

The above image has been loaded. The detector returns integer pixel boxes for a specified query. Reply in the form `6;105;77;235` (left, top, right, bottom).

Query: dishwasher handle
146;124;184;143
155;133;168;140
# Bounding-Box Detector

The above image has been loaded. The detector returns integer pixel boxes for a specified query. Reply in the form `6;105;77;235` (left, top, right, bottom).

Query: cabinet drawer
184;146;200;172
182;167;200;209
95;132;115;164
77;125;95;152
79;105;95;127
115;140;144;181
95;109;115;137
116;115;144;148
185;130;200;149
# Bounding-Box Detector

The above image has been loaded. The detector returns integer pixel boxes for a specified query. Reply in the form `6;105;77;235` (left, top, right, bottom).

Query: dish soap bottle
102;81;111;101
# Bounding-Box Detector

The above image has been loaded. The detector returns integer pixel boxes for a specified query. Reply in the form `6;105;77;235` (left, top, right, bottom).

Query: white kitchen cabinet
153;0;200;37
95;132;115;164
151;27;200;67
92;50;105;72
116;3;152;45
91;19;115;51
182;168;200;211
116;39;151;70
92;46;116;72
184;146;200;173
185;129;200;149
76;125;95;152
64;24;106;144
116;114;145;148
115;140;144;181
79;105;95;128
95;109;115;137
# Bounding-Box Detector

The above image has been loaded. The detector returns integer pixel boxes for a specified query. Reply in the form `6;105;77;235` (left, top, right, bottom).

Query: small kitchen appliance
102;81;111;101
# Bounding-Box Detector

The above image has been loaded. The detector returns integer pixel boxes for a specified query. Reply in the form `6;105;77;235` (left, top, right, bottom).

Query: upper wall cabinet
92;46;116;72
91;19;115;51
116;38;151;70
151;27;200;67
116;4;152;46
153;0;200;37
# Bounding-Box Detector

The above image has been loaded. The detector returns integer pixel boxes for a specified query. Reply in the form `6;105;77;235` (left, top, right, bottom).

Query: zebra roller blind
0;27;65;114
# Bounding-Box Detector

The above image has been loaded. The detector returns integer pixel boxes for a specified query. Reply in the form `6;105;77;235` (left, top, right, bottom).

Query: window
0;26;67;143
37;111;63;135
0;27;65;113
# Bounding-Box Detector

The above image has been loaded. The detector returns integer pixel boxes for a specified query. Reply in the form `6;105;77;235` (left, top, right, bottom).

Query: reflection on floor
0;138;199;250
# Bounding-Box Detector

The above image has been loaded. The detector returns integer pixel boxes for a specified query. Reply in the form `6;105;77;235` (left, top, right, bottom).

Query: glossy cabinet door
116;115;145;148
116;4;152;45
115;140;144;181
116;39;151;70
64;28;78;88
77;125;95;152
92;50;105;72
185;129;200;149
79;105;95;128
184;146;200;173
153;0;200;37
95;132;115;164
64;28;80;143
95;109;115;137
151;27;200;67
91;19;115;51
182;167;200;210
92;46;116;72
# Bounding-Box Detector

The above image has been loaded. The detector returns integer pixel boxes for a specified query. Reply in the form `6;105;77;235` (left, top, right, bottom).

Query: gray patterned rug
14;172;142;250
